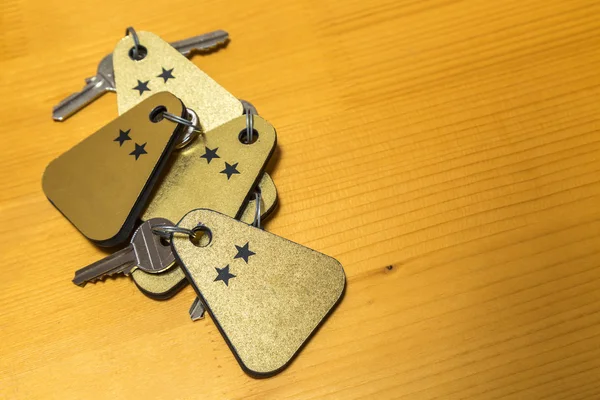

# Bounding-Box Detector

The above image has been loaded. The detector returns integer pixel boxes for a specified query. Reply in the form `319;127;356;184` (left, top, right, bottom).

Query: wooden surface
1;0;600;398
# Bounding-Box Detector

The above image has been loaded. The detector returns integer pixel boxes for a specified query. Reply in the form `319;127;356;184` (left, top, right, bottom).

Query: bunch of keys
44;27;345;377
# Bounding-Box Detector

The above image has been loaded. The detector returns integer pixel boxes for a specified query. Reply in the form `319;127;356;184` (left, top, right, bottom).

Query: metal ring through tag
162;108;202;150
175;108;200;149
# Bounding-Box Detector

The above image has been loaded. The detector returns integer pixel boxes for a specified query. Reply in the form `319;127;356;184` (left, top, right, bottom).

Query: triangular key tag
42;92;186;246
132;172;279;300
113;31;243;133
171;209;346;377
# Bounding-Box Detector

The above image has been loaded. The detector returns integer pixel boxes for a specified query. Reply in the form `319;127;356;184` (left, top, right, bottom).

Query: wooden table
2;0;600;398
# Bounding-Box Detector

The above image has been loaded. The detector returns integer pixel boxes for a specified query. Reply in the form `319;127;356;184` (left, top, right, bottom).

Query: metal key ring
175;108;200;149
246;111;254;144
240;99;258;116
152;225;196;239
125;27;141;60
252;190;262;229
163;111;203;133
242;101;255;144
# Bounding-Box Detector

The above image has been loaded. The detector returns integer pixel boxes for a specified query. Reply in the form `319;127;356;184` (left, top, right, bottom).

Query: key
73;218;175;286
53;30;229;121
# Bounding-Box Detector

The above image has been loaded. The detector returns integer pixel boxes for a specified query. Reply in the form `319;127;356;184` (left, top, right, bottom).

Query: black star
214;265;236;286
132;80;151;95
114;129;131;146
129;142;148;160
234;242;255;263
157;67;175;83
200;146;220;164
220;162;240;180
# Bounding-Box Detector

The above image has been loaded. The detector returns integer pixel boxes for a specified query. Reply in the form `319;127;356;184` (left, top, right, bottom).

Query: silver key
73;218;175;286
53;30;230;121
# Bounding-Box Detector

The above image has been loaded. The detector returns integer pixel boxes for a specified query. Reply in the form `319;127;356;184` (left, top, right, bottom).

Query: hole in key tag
170;209;346;377
131;172;279;301
128;45;148;61
149;105;167;122
238;128;259;145
112;30;243;134
42;92;186;247
190;226;212;247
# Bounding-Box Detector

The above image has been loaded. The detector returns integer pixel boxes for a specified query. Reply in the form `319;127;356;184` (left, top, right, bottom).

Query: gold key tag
142;114;277;222
171;209;346;377
133;173;279;299
113;31;243;133
42;92;185;246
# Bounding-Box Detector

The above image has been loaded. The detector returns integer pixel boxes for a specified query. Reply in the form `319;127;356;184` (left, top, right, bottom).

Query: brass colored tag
113;31;243;133
172;209;346;377
142;115;276;222
42;92;185;246
132;173;279;299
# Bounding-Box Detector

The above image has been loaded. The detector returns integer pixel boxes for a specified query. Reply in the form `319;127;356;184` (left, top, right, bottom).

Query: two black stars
132;67;175;95
200;147;241;180
113;129;147;160
214;242;256;286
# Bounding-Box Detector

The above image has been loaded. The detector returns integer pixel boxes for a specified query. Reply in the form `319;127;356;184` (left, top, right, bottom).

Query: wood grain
1;0;600;398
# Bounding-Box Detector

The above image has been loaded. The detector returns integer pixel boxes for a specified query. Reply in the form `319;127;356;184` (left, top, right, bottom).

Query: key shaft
73;246;136;286
72;218;175;287
52;77;112;121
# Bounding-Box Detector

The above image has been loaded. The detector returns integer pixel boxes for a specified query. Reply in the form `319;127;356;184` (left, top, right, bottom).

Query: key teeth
73;270;130;287
187;39;230;56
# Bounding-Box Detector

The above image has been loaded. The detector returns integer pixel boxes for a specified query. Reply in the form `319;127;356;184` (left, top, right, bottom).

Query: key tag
165;209;346;377
142;112;276;224
42;92;186;246
113;28;243;133
132;173;279;302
